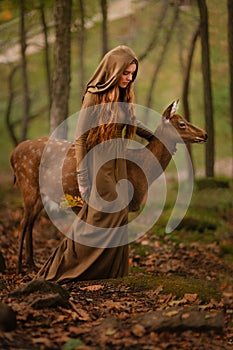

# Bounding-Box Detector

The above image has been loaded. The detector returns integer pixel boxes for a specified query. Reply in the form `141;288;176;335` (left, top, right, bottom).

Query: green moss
122;275;221;302
76;275;221;303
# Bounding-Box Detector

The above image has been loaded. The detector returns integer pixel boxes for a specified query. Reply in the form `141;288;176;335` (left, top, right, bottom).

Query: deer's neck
145;128;177;184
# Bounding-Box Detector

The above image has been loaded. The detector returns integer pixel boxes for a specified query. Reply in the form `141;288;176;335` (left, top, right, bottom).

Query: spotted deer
10;101;207;273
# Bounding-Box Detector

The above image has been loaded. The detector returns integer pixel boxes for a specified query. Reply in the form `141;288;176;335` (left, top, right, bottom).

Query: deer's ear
163;100;179;119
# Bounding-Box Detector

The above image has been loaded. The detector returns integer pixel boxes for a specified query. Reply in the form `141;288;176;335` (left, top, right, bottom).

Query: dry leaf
106;328;117;335
102;300;122;309
131;324;146;337
80;285;104;291
76;308;91;321
69;300;91;321
154;285;163;295
164;310;180;317
181;312;191;320
32;337;54;347
184;293;198;303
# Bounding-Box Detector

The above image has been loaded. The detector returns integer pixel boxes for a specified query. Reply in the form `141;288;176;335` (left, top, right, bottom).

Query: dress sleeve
75;92;96;171
135;120;154;141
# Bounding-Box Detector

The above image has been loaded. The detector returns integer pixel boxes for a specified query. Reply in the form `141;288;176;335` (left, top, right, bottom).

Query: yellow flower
60;194;84;209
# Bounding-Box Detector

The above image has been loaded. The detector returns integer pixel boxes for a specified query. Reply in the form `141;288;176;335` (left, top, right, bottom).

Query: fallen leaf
181;312;191;320
79;285;104;291
184;293;198;303
131;324;146;337
106;328;117;335
69;300;91;321
32;337;54;347
164;310;180;317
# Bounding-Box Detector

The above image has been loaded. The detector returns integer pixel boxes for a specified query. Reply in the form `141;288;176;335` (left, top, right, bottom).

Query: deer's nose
204;133;208;140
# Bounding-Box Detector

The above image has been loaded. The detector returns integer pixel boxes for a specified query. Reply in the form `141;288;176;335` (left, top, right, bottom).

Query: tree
144;5;179;111
5;65;20;146
181;23;200;171
50;0;72;138
197;0;215;177
19;0;30;141
38;0;52;110
100;0;108;57
227;0;233;179
77;0;85;94
138;1;169;62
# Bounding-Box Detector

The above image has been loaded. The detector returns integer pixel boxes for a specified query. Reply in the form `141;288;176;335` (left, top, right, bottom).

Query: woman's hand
77;168;90;202
78;184;90;202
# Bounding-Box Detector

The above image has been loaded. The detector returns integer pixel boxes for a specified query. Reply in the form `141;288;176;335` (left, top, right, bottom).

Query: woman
37;45;154;283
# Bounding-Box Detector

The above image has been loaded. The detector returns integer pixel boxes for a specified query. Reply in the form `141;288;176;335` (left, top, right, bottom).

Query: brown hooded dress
37;46;154;283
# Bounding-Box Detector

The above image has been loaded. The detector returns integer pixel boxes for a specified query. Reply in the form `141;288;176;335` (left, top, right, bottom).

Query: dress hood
85;45;138;94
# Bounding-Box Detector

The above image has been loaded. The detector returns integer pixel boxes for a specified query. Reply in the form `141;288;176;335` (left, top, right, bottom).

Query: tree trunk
5;66;20;146
197;0;215;177
181;23;200;173
138;1;169;62
100;0;108;57
50;0;72;138
227;0;233;179
39;0;52;110
145;6;179;111
19;0;30;141
78;0;85;95
182;24;200;123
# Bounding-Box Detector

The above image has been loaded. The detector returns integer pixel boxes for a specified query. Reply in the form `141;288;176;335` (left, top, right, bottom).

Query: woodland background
0;1;233;349
0;0;233;177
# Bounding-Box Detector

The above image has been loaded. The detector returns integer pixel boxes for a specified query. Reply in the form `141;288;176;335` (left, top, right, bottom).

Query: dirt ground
0;182;233;349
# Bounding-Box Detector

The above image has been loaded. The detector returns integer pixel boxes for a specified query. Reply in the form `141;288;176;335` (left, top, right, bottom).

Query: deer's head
160;100;208;144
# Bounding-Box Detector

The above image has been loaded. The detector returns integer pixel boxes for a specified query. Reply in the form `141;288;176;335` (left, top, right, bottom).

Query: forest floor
0;174;233;349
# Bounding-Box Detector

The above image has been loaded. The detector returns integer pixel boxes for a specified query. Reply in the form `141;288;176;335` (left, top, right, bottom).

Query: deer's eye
179;122;186;129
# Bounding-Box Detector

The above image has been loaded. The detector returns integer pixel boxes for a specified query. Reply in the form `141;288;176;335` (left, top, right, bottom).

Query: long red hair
86;82;137;150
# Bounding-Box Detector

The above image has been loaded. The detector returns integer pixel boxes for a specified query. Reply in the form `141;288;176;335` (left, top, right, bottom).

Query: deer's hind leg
17;196;43;273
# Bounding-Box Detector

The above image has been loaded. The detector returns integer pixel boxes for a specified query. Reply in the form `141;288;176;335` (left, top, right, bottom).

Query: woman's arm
75;92;96;200
75;92;96;170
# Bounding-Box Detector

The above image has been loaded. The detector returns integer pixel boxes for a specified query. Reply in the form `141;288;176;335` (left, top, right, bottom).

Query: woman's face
118;63;137;89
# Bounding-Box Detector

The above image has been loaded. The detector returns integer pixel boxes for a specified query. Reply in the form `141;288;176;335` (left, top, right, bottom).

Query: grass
149;178;233;261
